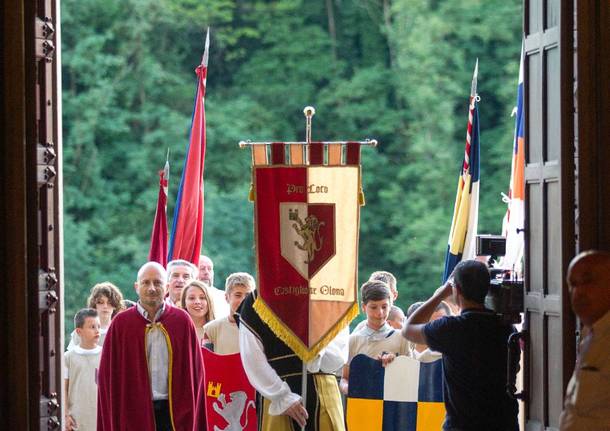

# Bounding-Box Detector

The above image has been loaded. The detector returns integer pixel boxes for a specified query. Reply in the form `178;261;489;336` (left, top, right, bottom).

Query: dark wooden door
522;0;575;430
33;0;64;428
1;0;63;428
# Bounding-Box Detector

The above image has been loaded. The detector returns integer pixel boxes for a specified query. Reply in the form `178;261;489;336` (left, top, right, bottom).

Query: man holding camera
402;259;519;431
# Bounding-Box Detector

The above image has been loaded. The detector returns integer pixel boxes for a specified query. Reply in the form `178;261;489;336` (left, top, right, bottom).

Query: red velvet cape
97;305;203;431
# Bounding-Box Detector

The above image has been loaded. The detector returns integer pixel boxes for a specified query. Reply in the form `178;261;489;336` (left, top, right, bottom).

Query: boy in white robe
204;272;255;354
64;308;102;431
340;280;410;395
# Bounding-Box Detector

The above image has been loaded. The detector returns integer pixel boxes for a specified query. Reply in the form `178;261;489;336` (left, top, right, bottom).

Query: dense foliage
62;0;522;334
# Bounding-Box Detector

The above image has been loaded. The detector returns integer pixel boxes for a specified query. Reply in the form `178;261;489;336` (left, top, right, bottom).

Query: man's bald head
567;250;610;326
135;262;167;309
137;261;167;282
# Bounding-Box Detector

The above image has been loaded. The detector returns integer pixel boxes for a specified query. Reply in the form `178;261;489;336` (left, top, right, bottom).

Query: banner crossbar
239;105;378;149
239;139;378;148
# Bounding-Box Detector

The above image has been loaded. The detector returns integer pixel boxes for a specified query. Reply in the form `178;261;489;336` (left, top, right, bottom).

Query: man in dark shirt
401;260;518;431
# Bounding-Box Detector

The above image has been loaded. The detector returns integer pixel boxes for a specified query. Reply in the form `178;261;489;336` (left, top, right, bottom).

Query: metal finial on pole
201;27;210;67
304;106;315;144
470;58;479;98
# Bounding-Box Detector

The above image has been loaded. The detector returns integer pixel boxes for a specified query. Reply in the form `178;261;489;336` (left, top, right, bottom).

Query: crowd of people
63;251;610;431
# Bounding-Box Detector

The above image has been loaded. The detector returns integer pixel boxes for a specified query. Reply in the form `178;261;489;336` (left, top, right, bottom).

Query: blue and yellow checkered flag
346;354;445;430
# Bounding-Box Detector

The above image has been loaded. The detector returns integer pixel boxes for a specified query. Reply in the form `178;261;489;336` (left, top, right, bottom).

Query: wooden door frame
522;0;575;429
557;0;576;393
1;0;608;429
0;1;31;427
575;0;610;251
0;0;63;429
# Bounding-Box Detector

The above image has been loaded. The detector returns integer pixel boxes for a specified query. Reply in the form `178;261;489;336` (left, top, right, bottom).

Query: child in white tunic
64;308;102;431
204;272;255;354
340;281;410;395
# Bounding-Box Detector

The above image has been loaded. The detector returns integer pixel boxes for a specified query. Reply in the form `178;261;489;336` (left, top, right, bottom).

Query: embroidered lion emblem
213;391;256;431
292;213;325;264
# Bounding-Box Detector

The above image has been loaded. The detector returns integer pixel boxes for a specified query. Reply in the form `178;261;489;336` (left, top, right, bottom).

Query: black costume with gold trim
238;291;345;431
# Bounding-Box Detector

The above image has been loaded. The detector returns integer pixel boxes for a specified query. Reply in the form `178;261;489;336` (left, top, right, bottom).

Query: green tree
61;0;522;338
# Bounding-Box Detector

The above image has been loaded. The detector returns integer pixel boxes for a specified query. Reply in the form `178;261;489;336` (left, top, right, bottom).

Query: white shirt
352;319;368;334
239;325;348;415
560;310;610;430
348;323;409;364
351;321;394;340
136;302;169;401
64;345;102;431
66;327;108;351
64;345;103;377
208;285;231;318
204;316;240;355
411;347;442;363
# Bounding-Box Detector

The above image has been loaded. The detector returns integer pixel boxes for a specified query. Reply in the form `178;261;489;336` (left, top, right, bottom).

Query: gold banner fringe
248;183;255;202
253;297;359;362
358;189;365;206
358;174;365;206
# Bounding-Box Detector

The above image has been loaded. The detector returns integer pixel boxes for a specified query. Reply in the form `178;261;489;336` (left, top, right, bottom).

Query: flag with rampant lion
251;142;363;361
200;348;257;431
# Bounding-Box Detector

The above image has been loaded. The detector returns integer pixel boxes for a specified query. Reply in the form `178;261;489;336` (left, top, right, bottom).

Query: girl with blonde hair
181;280;216;346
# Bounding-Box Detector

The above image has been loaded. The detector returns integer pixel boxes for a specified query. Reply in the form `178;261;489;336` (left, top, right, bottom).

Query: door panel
523;0;574;430
33;0;63;429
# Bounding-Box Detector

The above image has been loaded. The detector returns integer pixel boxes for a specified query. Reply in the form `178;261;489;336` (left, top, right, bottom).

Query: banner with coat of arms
243;110;374;361
201;348;257;431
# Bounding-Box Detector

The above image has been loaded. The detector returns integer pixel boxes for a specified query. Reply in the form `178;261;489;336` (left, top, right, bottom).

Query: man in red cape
97;261;203;431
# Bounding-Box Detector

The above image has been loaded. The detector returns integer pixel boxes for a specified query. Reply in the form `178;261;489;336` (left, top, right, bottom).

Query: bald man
559;250;610;430
97;262;203;431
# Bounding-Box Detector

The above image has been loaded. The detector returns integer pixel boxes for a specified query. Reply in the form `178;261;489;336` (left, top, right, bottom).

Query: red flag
198;348;257;431
148;160;169;266
168;30;209;266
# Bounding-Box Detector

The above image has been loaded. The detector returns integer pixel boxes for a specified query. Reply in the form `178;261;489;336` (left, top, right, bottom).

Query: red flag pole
148;157;169;266
167;29;210;266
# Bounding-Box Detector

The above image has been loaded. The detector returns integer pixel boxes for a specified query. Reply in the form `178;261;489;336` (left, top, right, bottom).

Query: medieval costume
238;291;347;431
348;322;410;363
204;316;240;355
65;344;102;431
97;304;203;431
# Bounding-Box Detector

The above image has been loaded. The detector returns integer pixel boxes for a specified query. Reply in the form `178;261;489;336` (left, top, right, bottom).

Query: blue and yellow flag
346;355;445;430
442;61;481;282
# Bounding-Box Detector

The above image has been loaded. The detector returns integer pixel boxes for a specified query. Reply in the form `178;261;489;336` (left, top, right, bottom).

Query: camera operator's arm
402;281;453;344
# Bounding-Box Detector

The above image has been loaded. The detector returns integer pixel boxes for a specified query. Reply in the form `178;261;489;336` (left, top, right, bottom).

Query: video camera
476;235;524;324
